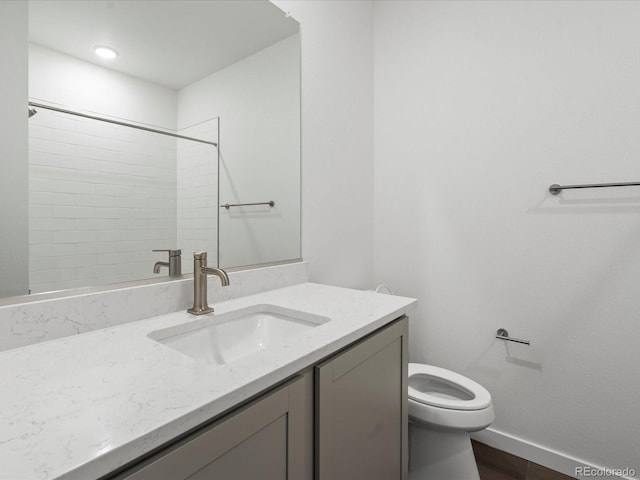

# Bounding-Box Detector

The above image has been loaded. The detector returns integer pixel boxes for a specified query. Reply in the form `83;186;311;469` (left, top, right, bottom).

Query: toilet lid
408;363;492;411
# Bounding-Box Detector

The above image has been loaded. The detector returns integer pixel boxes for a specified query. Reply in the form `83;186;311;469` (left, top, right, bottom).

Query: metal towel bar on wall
220;201;275;210
549;182;640;195
496;329;530;345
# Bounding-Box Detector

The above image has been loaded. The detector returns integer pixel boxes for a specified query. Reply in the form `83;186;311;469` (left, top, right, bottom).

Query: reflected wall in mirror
2;0;300;299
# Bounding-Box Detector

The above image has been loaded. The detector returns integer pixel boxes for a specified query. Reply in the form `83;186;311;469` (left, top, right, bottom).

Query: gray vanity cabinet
115;373;312;480
315;316;409;480
112;317;407;480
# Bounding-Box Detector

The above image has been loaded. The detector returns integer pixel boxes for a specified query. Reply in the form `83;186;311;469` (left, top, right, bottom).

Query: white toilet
408;363;495;480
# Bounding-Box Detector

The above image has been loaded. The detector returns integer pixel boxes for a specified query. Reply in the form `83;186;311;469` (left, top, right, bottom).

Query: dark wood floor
472;441;576;480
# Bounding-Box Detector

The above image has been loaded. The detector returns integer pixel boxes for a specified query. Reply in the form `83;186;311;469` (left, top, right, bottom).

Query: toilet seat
408;363;491;411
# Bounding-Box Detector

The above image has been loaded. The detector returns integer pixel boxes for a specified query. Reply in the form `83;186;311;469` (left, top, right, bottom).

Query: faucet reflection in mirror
188;251;230;315
152;249;182;277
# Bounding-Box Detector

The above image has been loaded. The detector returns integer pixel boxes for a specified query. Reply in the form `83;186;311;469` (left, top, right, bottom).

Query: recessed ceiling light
93;46;118;60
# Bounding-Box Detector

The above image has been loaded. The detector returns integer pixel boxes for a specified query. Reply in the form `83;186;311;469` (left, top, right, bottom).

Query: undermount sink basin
148;304;330;365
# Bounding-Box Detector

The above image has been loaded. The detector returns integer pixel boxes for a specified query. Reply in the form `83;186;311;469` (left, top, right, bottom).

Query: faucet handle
192;251;208;264
153;249;181;257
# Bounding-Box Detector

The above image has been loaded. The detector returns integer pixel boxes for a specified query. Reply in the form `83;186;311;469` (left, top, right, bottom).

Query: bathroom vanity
0;282;416;480
112;317;407;480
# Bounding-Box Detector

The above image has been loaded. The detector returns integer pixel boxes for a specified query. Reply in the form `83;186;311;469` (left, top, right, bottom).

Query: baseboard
471;428;637;480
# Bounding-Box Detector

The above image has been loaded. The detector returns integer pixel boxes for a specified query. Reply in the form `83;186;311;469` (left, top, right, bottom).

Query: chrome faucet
187;251;229;315
152;249;182;277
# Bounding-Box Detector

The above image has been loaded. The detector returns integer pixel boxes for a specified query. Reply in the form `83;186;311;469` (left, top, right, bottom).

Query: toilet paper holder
496;328;530;345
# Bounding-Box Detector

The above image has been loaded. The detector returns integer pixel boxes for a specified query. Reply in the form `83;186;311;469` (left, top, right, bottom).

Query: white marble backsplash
0;262;308;352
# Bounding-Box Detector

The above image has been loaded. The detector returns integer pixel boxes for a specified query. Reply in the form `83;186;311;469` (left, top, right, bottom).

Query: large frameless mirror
4;0;300;299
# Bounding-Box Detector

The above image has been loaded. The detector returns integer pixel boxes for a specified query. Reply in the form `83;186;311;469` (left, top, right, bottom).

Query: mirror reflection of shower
26;102;219;294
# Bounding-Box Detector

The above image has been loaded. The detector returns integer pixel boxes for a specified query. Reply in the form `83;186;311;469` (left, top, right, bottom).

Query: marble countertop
0;283;416;480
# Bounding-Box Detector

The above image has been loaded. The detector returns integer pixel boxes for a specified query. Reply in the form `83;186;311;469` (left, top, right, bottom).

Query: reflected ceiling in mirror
29;0;298;90
12;0;300;300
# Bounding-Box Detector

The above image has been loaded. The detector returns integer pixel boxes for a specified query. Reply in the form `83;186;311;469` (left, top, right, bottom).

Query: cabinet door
116;373;310;480
316;316;409;480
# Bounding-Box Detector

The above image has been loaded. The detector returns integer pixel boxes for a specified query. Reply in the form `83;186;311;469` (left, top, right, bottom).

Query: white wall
374;0;640;475
0;1;29;297
177;35;299;268
271;0;374;288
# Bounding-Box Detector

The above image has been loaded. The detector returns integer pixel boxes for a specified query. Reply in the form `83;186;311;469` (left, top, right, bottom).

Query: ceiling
28;0;299;90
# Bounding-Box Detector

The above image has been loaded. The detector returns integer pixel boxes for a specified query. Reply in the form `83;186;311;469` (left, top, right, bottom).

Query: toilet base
409;421;480;480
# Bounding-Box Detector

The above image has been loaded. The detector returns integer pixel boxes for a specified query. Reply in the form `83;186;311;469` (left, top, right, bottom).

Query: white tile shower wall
176;119;219;273
0;261;309;352
29;108;177;293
